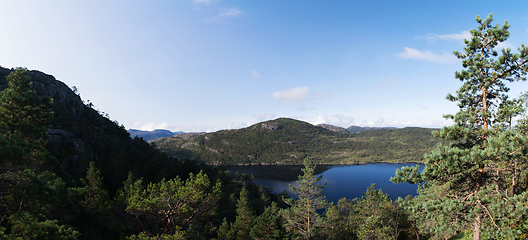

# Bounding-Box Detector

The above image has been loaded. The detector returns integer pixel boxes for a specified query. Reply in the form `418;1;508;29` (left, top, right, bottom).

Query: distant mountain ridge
347;125;396;133
316;124;395;133
153;118;442;165
128;129;184;141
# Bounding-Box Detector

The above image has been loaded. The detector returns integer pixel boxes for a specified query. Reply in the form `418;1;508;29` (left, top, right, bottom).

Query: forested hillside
0;66;207;191
153;118;442;165
0;67;285;239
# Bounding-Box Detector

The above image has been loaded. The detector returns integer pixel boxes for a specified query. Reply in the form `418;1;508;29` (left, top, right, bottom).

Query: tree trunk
512;161;517;196
482;86;488;131
473;215;481;240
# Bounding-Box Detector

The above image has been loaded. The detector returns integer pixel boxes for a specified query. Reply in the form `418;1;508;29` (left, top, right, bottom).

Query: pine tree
392;14;528;239
0;67;54;171
353;184;402;240
70;162;114;238
282;157;328;239
250;202;288;240
121;171;220;238
0;68;78;239
231;186;254;239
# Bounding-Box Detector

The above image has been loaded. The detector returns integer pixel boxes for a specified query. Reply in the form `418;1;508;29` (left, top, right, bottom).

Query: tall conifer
0;68;78;239
392;14;528;239
282;157;328;239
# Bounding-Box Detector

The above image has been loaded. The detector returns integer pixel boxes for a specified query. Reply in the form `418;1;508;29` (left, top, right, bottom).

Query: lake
224;163;423;204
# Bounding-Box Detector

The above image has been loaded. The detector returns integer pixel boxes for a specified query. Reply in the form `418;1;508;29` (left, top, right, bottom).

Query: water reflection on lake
223;163;423;204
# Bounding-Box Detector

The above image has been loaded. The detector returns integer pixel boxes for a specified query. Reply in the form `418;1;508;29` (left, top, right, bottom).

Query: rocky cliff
316;124;349;133
0;66;189;190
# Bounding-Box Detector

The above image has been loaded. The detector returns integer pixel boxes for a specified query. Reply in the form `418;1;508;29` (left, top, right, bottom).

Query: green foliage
0;67;55;170
69;162;117;239
0;66;292;239
393;14;528;239
353;184;403;240
126;231;185;240
154;118;441;165
0;68;77;239
73;162;112;213
323;185;415;240
119;171;220;238
1;212;79;240
282;158;328;239
230;187;254;239
249;202;288;239
215;183;289;240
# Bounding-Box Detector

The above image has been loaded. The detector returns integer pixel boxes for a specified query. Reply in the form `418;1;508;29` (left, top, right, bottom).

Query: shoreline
211;160;425;167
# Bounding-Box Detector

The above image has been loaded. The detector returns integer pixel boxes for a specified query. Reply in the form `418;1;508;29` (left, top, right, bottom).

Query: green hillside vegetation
346;125;395;133
0;67;282;239
154;118;442;165
1;14;527;240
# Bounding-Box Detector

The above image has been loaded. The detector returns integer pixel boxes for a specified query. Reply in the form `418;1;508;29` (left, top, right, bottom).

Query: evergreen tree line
1;13;528;239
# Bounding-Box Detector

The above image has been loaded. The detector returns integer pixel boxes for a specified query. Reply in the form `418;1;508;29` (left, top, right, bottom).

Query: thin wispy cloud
397;47;458;64
270;87;309;103
251;70;261;78
417;30;471;43
205;7;243;22
297;104;316;111
374;80;405;89
219;8;242;18
373;74;405;89
193;0;213;4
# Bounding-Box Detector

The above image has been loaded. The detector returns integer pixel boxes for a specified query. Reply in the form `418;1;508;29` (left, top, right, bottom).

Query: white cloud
134;122;171;131
333;114;354;126
253;113;275;121
495;41;514;50
311;115;327;125
270;87;309;103
375;117;385;126
251;70;260;78
219;8;242;18
304;114;355;127
397;47;458;64
417;30;471;43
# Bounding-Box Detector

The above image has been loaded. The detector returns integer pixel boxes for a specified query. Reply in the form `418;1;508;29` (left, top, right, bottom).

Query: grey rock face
316;124;349;133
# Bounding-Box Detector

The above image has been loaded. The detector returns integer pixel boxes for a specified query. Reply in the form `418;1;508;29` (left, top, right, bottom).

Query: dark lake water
223;163;423;204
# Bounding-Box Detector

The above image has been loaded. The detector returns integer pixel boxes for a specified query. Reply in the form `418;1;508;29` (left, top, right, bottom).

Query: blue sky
1;1;528;132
